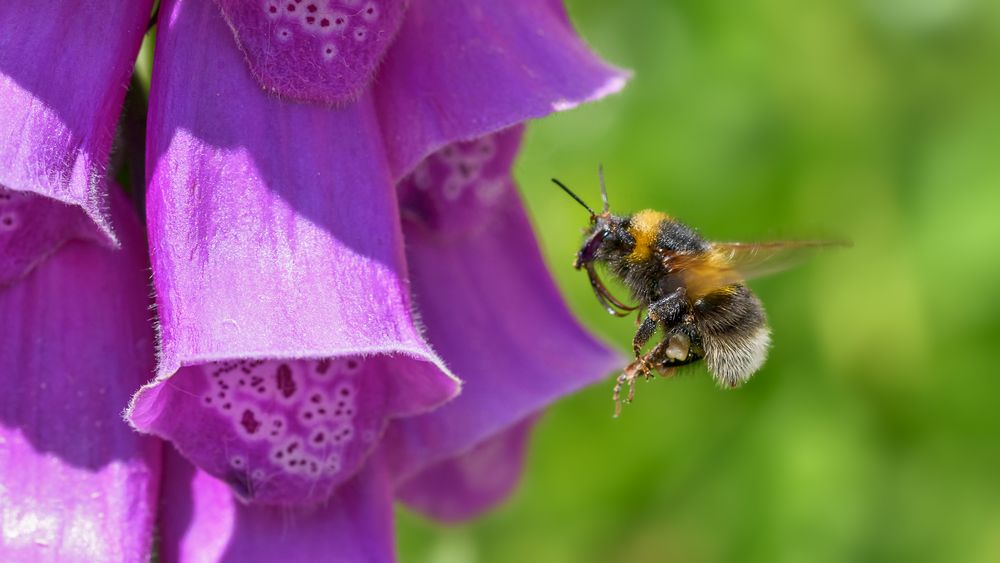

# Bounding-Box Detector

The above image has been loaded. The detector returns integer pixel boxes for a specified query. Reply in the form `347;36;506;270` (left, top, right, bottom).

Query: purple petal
0;1;153;242
385;128;622;516
396;416;537;522
0;186;98;287
375;0;630;178
159;446;394;563
214;0;406;104
0;189;161;561
129;0;458;506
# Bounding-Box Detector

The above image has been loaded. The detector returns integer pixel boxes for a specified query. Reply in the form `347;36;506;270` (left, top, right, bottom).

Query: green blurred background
397;0;1000;561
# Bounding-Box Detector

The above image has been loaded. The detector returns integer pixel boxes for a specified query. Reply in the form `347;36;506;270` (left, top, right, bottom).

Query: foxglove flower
0;187;161;560
0;0;627;560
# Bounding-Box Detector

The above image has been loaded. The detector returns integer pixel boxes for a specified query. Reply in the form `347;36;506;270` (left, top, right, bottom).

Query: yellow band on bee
627;209;669;262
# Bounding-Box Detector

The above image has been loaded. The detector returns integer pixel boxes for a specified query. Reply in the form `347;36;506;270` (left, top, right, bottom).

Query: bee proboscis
553;168;847;417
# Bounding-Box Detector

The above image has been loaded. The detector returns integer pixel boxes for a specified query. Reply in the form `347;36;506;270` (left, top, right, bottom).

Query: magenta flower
0;0;626;560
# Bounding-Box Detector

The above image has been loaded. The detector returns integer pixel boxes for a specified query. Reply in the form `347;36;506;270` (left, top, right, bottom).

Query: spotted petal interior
129;354;455;505
398;129;518;239
215;0;406;104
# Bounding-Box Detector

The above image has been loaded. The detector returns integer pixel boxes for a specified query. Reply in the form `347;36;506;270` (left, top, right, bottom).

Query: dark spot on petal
240;409;261;434
276;364;296;398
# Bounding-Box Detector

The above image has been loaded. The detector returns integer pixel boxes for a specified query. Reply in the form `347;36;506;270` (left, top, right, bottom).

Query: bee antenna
598;164;610;214
551;178;596;217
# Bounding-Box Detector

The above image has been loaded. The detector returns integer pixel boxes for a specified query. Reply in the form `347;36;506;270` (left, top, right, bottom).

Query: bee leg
634;307;646;328
612;358;647;417
633;315;658;360
612;372;629;418
632;287;688;366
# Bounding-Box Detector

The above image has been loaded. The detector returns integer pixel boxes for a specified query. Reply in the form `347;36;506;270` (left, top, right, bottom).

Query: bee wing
711;240;849;280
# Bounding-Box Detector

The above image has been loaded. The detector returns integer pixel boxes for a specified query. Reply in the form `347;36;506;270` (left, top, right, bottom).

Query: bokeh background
397;0;1000;561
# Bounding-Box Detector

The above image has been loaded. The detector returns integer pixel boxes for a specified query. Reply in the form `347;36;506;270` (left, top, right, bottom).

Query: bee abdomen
693;284;771;388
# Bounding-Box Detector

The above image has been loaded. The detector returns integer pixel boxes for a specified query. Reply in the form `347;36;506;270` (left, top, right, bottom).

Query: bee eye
577;229;608;267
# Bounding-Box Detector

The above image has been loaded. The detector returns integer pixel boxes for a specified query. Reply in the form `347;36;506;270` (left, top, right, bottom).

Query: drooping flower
0;187;161;560
0;0;627;560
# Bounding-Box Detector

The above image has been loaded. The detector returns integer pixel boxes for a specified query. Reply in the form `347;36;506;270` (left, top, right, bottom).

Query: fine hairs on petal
375;0;630;179
0;1;153;243
213;0;408;105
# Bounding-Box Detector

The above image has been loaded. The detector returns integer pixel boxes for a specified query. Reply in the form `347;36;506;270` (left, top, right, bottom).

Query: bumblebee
553;168;843;416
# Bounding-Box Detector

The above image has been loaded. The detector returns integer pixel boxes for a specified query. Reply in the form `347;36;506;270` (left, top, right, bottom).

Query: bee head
551;166;627;269
575;213;630;269
553;167;639;317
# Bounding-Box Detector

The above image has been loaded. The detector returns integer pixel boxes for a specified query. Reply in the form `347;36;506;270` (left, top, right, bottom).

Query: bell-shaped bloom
2;0;629;558
0;1;152;242
127;0;461;507
0;187;161;562
387;127;623;520
158;446;395;562
130;0;625;510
